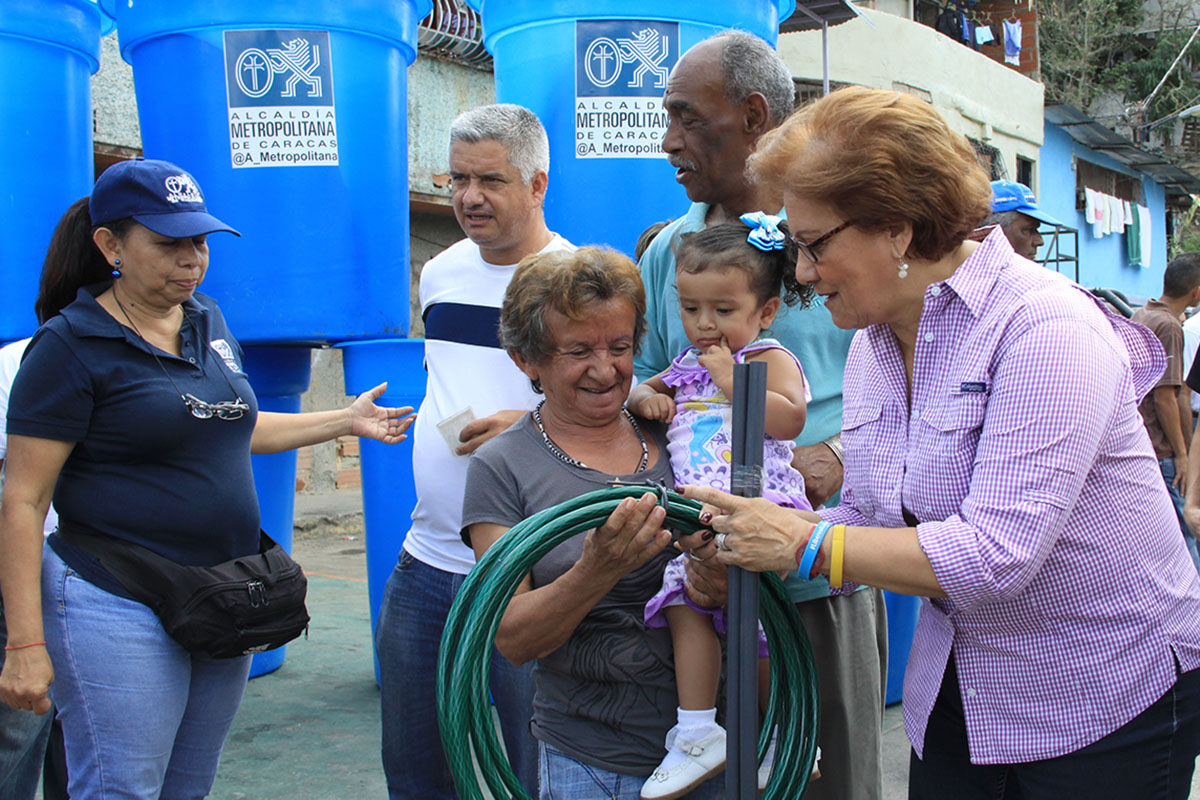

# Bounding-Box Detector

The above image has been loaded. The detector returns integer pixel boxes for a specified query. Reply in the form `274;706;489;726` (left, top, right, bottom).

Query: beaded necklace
532;400;648;473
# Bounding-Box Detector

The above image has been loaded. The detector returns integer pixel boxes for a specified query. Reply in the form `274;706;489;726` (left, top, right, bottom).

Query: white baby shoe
640;725;727;800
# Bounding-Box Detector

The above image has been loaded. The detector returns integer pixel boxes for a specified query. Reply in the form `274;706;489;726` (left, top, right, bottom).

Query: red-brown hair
747;86;992;262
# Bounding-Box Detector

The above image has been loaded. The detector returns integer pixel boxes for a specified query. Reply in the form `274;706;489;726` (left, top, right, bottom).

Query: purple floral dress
644;339;814;653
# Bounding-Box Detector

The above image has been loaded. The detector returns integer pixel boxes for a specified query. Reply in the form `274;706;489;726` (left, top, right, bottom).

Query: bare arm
251;382;413;454
1153;384;1188;489
1179;385;1193;450
0;435;74;714
746;347;807;441
627;373;676;423
455;410;525;456
1185;428;1200;535
468;493;671;664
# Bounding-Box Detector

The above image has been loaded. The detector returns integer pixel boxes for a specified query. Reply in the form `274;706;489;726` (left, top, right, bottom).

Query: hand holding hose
681;485;812;573
579;492;673;583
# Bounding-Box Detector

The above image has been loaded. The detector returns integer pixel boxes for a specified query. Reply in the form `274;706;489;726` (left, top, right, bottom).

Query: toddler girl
629;212;814;799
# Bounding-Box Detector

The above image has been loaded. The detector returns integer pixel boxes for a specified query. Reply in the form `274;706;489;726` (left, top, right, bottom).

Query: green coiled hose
437;485;820;799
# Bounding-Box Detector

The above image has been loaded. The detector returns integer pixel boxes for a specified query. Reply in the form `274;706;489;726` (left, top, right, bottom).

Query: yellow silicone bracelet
829;525;846;589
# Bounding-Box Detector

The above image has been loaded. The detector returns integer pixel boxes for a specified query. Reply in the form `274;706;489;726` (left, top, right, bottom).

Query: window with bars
1075;160;1142;209
968;138;1007;180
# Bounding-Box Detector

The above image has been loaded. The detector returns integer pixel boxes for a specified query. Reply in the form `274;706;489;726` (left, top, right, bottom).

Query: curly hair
747;86;992;262
500;247;647;366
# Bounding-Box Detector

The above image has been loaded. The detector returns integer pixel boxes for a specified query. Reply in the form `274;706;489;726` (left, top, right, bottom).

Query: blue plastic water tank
0;0;109;341
883;590;921;706
466;0;794;255
101;1;432;344
338;339;425;682
241;346;312;678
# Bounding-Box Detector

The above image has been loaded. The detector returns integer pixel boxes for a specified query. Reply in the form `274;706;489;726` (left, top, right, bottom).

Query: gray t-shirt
462;413;678;776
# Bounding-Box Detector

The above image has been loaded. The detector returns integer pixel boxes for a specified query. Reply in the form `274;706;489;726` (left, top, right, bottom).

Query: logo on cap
165;175;204;205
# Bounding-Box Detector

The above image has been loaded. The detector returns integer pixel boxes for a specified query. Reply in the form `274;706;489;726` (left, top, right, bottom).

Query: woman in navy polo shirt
0;159;414;800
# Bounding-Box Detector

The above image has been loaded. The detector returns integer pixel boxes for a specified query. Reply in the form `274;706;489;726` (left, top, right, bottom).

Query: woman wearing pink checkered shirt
682;86;1200;799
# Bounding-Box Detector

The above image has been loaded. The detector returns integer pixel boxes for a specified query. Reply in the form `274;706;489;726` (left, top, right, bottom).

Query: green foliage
1041;0;1200;120
1115;26;1200;123
1170;196;1200;260
1040;0;1144;110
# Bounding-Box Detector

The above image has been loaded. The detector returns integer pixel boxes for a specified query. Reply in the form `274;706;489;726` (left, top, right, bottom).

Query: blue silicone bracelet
798;520;833;580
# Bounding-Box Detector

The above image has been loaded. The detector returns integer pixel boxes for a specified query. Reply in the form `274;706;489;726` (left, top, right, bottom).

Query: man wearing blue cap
986;179;1065;260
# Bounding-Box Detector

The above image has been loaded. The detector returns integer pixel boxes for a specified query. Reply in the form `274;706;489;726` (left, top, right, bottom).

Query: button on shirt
823;228;1200;764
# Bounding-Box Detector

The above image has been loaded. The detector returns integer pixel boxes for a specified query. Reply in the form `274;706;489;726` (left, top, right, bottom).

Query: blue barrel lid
0;0;106;72
100;0;434;64
464;0;796;51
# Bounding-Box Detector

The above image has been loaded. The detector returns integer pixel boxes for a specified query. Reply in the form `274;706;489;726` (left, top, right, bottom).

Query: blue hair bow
740;211;787;252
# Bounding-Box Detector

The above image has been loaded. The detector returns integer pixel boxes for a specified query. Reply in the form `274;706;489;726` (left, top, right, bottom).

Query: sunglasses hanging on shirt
114;289;250;421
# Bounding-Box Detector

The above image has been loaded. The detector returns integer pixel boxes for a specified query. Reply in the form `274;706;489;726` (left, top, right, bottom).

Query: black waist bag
58;526;310;659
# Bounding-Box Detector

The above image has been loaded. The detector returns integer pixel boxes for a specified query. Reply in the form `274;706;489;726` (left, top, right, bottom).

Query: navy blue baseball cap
990;180;1065;228
89;158;240;237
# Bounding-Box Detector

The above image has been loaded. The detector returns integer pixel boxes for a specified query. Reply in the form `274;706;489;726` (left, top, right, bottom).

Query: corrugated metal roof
781;0;861;32
1045;102;1200;200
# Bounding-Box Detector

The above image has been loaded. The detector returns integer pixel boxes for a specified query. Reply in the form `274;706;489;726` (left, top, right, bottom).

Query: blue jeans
1160;459;1200;574
376;550;538;800
42;546;251;800
0;599;54;800
538;742;725;800
909;656;1200;799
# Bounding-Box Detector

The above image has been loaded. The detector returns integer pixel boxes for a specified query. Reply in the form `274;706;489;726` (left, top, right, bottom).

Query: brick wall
975;0;1040;79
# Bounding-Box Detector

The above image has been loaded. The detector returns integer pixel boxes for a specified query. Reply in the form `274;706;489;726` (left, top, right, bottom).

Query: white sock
659;708;720;771
676;707;718;737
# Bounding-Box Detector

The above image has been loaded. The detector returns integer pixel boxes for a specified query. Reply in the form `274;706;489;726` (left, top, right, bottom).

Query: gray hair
709;30;796;126
448;103;550;184
984;210;1023;229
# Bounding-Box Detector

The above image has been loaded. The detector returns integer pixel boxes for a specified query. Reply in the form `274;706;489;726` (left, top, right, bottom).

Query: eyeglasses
183;393;250;420
792;220;854;264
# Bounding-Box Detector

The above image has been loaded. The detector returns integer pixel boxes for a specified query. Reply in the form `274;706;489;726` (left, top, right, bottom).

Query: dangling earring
111;258;122;279
897;259;909;279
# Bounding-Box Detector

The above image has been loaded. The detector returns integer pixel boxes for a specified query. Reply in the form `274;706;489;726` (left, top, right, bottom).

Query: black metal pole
728;361;767;799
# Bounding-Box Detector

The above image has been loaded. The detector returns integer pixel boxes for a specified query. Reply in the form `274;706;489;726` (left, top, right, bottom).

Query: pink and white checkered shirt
823;228;1200;764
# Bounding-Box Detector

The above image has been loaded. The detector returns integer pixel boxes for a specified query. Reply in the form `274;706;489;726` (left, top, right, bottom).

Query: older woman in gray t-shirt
462;247;723;799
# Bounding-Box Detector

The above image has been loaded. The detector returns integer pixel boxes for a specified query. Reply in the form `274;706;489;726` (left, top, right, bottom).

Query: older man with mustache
634;30;887;800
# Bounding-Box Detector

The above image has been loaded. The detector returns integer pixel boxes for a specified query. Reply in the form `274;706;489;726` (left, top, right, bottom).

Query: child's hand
638;393;677;423
698;337;735;391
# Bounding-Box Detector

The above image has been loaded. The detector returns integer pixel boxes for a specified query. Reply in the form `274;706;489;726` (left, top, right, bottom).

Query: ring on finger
715;532;729;550
685;551;709;562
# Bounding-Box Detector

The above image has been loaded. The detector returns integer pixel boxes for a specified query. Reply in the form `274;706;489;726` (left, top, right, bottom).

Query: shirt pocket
841;401;887;518
919;392;988;488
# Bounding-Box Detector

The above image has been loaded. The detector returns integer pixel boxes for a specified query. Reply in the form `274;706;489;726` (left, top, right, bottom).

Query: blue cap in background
990;179;1065;228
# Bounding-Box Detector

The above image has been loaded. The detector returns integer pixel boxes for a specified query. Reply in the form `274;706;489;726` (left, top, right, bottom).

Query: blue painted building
1037;104;1200;303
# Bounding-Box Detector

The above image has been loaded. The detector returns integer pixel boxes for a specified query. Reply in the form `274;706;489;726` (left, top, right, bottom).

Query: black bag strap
55;524;279;611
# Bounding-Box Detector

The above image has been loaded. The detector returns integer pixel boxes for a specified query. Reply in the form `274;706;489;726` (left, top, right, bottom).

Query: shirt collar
59;283;208;340
685;202;710;227
941;226;1013;319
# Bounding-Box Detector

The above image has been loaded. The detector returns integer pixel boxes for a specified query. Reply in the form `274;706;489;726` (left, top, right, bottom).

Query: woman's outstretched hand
347;383;416;444
680;485;812;573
